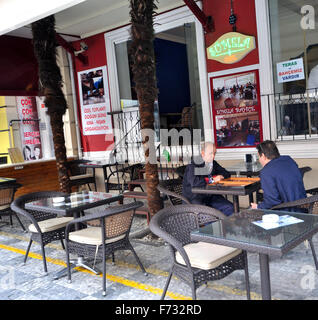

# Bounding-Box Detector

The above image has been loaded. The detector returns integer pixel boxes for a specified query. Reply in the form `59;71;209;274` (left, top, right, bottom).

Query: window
0;96;54;165
269;0;318;138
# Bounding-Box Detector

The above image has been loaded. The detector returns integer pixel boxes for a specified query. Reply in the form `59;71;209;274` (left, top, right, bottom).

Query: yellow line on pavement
0;231;265;300
0;242;190;300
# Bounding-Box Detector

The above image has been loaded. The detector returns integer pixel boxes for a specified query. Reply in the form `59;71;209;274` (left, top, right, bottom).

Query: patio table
192;177;261;213
25;191;123;279
79;160;142;193
191;209;318;300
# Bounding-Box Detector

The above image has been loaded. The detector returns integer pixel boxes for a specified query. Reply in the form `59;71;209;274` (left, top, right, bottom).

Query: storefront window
0;96;54;165
269;0;318;138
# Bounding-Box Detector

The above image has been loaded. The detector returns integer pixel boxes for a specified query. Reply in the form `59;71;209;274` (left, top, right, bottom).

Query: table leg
53;257;102;280
259;253;271;300
103;167;108;193
233;195;240;213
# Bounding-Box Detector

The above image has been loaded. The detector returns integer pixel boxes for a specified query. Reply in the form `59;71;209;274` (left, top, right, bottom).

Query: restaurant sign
276;58;305;83
207;32;256;64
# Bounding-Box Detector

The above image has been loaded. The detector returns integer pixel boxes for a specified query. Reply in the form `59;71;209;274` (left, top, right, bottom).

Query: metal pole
304;30;312;136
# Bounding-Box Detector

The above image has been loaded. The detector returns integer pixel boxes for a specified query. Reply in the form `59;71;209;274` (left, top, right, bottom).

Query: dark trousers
192;195;234;216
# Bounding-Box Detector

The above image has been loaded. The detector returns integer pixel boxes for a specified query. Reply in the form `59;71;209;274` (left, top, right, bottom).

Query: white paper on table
252;215;304;230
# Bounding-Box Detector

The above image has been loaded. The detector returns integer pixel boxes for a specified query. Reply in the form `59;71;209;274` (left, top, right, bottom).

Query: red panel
72;33;114;153
203;0;259;72
0;36;39;95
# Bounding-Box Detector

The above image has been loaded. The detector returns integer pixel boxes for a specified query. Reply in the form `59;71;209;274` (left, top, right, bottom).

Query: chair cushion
28;217;73;233
68;227;125;246
0;204;10;210
175;242;242;270
69;174;93;181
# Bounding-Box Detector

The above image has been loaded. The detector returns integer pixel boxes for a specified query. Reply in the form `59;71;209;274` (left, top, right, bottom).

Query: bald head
201;142;216;163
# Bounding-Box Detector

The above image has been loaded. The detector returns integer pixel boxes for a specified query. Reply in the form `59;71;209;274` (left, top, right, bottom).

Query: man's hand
250;203;258;209
213;175;224;182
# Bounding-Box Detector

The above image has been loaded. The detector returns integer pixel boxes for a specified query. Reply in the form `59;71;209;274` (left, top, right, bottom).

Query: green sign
207;32;256;64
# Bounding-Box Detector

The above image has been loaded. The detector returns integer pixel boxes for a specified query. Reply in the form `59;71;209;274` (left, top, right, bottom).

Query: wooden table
192;177;261;213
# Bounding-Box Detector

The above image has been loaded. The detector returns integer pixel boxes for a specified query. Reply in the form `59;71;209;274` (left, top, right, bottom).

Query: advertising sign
16;96;42;161
276;58;305;83
207;32;256;64
78;66;113;136
210;70;263;148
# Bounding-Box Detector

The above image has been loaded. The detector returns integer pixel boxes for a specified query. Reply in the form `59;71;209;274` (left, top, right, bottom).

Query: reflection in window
269;0;318;138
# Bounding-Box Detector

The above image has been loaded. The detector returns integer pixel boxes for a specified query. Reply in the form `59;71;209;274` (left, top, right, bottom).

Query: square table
25;191;123;279
79;160;142;193
192;177;261;213
191;209;318;300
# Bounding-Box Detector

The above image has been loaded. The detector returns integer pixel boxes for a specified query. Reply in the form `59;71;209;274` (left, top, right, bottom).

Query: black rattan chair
67;159;96;191
175;165;186;178
271;194;318;269
64;201;147;296
299;166;312;178
10;191;72;274
149;204;250;300
0;183;25;231
157;179;190;206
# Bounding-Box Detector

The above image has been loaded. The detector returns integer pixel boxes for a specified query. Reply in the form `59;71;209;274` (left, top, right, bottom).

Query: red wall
71;1;260;153
203;0;259;73
72;33;114;153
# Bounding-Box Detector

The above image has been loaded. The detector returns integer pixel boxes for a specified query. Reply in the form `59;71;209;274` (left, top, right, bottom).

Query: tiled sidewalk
0;207;318;301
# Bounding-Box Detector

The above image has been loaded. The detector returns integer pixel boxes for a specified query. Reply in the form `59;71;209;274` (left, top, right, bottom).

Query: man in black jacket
182;142;234;216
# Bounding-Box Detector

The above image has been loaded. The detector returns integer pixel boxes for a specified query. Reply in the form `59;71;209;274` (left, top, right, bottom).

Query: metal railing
261;88;318;141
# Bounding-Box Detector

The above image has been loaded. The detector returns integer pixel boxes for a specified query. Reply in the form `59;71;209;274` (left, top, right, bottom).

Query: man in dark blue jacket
182;142;234;216
251;140;306;210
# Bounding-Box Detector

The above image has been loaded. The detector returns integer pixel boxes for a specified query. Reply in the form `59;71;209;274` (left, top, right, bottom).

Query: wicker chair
271;194;318;269
10;191;73;274
149;204;250;300
64;201;147;296
157;179;190;206
67;159;96;191
175;165;187;178
0;183;25;231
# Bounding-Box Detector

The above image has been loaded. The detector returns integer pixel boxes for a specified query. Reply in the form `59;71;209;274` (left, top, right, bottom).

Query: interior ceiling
7;0;185;41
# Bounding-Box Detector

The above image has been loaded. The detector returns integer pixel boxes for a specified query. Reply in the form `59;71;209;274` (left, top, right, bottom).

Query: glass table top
26;191;122;211
226;161;263;174
192;209;318;249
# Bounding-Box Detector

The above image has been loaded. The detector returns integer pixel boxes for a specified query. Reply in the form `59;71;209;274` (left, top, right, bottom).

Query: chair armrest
271;195;318;210
306;187;318;195
157;185;190;204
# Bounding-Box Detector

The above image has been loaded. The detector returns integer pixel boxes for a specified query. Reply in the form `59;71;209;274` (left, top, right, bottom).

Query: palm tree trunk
129;0;162;217
31;15;71;193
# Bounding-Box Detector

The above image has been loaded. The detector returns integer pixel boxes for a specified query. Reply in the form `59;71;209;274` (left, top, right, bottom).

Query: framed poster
210;70;263;148
77;66;113;136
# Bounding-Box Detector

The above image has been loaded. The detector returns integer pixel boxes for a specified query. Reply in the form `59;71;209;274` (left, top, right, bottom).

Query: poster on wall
210;70;263;148
77;66;113;136
16;96;42;161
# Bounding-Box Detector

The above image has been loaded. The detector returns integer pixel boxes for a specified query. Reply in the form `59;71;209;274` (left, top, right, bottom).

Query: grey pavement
0;202;318;302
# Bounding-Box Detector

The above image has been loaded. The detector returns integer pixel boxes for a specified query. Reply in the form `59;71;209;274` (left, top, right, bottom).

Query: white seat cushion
70;174;93;180
0;204;10;210
28;217;73;233
68;227;125;246
175;242;242;270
